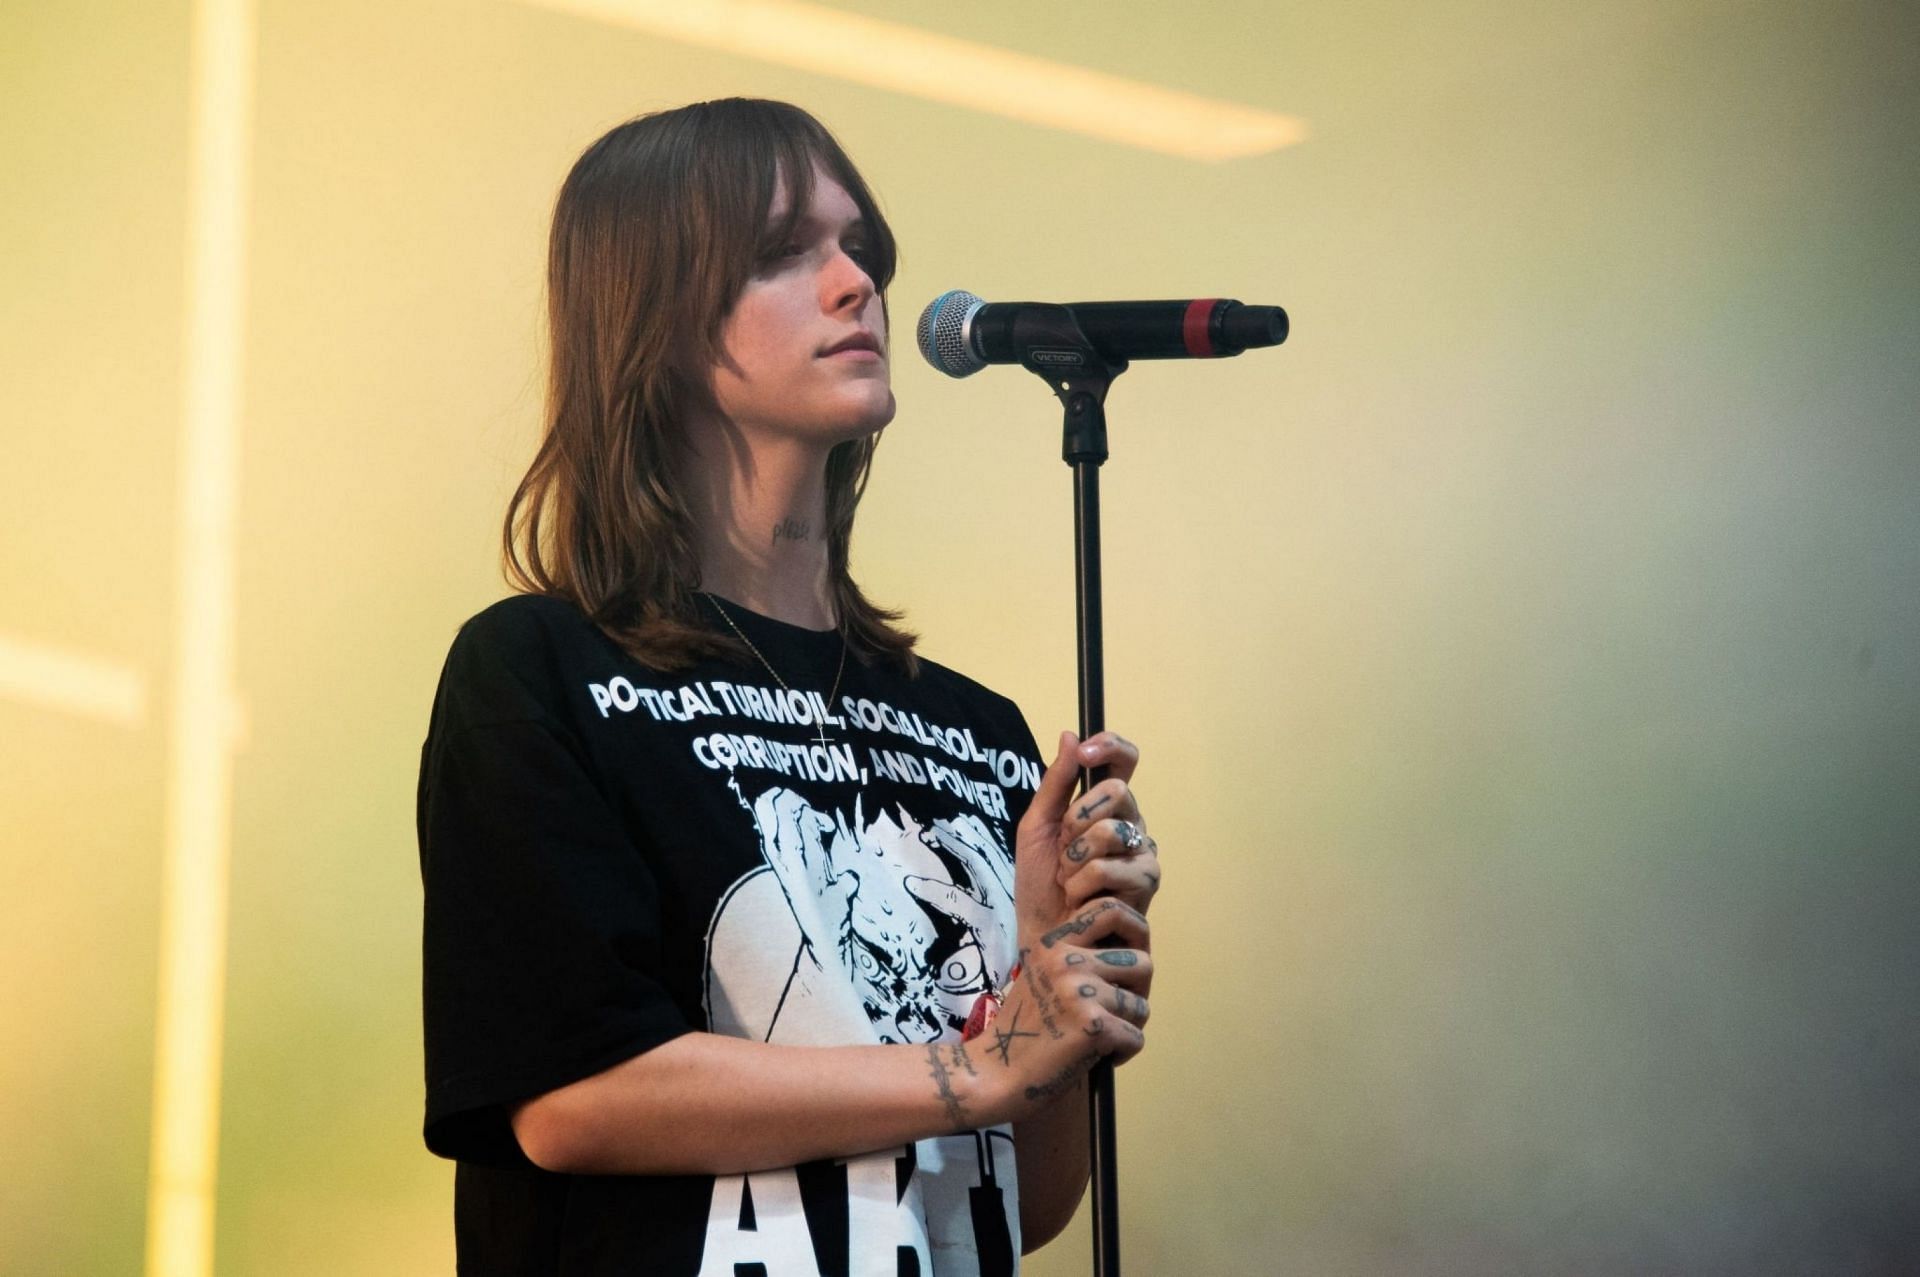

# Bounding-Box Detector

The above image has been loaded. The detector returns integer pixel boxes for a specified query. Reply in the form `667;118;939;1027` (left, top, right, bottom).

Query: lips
820;331;883;357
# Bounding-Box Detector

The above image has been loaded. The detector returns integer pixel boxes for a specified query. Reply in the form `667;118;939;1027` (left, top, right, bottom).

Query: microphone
916;290;1288;379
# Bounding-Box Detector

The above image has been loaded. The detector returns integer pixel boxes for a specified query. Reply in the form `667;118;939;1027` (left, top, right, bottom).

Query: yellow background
4;0;1917;1272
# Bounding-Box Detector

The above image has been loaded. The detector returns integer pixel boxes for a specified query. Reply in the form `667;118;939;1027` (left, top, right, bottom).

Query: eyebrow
767;208;870;237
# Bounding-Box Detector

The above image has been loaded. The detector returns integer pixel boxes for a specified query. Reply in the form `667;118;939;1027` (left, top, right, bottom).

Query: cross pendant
811;722;836;751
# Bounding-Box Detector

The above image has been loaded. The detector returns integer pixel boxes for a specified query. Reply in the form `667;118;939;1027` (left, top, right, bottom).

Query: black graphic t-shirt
418;594;1045;1276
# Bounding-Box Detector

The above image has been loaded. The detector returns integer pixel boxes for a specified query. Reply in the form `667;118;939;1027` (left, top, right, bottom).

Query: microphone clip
1009;304;1129;466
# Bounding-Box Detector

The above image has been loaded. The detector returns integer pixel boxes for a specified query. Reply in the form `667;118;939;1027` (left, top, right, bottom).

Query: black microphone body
917;291;1288;379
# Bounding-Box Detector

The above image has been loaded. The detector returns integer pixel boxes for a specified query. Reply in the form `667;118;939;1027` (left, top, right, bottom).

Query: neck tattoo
700;592;848;751
771;516;811;547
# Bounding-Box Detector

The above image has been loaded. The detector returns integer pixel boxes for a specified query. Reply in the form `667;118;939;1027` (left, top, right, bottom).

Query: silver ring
1118;820;1143;852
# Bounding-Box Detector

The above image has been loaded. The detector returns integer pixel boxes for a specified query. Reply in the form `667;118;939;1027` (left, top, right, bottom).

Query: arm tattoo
949;1041;978;1079
1024;1053;1099;1104
926;1044;972;1131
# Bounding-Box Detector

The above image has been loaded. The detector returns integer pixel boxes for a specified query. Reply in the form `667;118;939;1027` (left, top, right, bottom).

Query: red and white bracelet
962;961;1022;1041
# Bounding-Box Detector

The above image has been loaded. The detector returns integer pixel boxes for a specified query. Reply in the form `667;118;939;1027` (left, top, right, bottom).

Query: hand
969;730;1158;1124
1055;738;1159;918
1014;731;1161;944
964;897;1153;1126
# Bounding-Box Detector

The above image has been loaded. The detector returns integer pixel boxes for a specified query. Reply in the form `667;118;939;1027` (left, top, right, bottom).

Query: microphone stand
1012;305;1129;1277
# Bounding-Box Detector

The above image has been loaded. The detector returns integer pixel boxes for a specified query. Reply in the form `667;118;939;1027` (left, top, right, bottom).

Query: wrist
952;959;1026;1127
925;1038;1011;1131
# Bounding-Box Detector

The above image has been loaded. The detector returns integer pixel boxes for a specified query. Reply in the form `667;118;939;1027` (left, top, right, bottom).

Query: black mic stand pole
1012;305;1129;1277
1068;383;1122;1277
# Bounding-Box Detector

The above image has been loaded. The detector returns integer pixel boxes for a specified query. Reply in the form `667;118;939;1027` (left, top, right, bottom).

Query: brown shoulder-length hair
504;98;918;674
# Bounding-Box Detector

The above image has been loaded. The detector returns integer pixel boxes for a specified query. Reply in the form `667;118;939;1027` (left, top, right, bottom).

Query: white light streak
0;633;147;726
144;0;254;1274
519;0;1308;161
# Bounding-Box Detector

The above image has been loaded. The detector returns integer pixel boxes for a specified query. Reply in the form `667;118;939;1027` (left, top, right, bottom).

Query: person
417;97;1163;1275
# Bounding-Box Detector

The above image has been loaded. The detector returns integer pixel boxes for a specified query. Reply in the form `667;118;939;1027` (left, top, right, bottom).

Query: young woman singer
418;98;1163;1275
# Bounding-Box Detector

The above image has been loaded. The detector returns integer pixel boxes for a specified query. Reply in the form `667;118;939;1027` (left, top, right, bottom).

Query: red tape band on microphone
1182;298;1218;358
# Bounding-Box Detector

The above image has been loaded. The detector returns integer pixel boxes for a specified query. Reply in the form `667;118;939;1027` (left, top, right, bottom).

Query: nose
823;245;876;315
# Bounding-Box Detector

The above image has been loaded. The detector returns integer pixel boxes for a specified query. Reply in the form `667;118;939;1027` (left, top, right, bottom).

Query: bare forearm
512;1032;993;1176
513;895;1150;1185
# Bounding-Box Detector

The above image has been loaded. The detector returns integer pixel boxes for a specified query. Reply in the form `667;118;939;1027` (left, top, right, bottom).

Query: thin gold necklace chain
699;591;848;711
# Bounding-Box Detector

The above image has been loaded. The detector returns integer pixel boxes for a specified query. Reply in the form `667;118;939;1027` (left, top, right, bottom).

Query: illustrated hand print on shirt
746;786;1016;1044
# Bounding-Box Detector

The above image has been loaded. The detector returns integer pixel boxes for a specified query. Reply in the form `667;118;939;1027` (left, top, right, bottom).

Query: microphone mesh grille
915;290;985;378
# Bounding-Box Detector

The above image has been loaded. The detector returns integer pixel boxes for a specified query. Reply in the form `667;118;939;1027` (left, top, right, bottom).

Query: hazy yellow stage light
520;0;1308;161
0;633;147;727
144;0;254;1274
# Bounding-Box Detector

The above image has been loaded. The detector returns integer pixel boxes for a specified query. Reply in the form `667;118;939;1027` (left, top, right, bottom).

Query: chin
841;389;897;438
765;389;894;448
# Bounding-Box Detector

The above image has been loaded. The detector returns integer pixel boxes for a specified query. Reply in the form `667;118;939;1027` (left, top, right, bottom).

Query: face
706;160;894;446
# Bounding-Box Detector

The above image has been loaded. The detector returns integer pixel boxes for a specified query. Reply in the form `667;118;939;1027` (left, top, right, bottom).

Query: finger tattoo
1065;836;1091;864
1095;951;1138;968
1023;1053;1098;1103
1074;794;1114;822
1078;984;1098;999
1040;899;1135;949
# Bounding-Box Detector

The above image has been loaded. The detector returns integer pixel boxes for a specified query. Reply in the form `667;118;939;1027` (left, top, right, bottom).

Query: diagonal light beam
518;0;1308;161
0;633;147;727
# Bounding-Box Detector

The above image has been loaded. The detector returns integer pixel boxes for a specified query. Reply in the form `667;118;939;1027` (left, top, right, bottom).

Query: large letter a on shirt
698;1167;821;1276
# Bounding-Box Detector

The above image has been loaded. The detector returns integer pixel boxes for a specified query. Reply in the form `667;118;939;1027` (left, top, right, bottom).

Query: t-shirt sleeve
417;609;693;1165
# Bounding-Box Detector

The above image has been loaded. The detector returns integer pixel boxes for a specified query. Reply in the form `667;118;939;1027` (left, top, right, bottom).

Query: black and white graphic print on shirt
707;785;1015;1046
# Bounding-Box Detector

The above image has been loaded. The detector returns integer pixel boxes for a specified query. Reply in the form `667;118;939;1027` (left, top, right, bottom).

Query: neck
683;420;838;631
